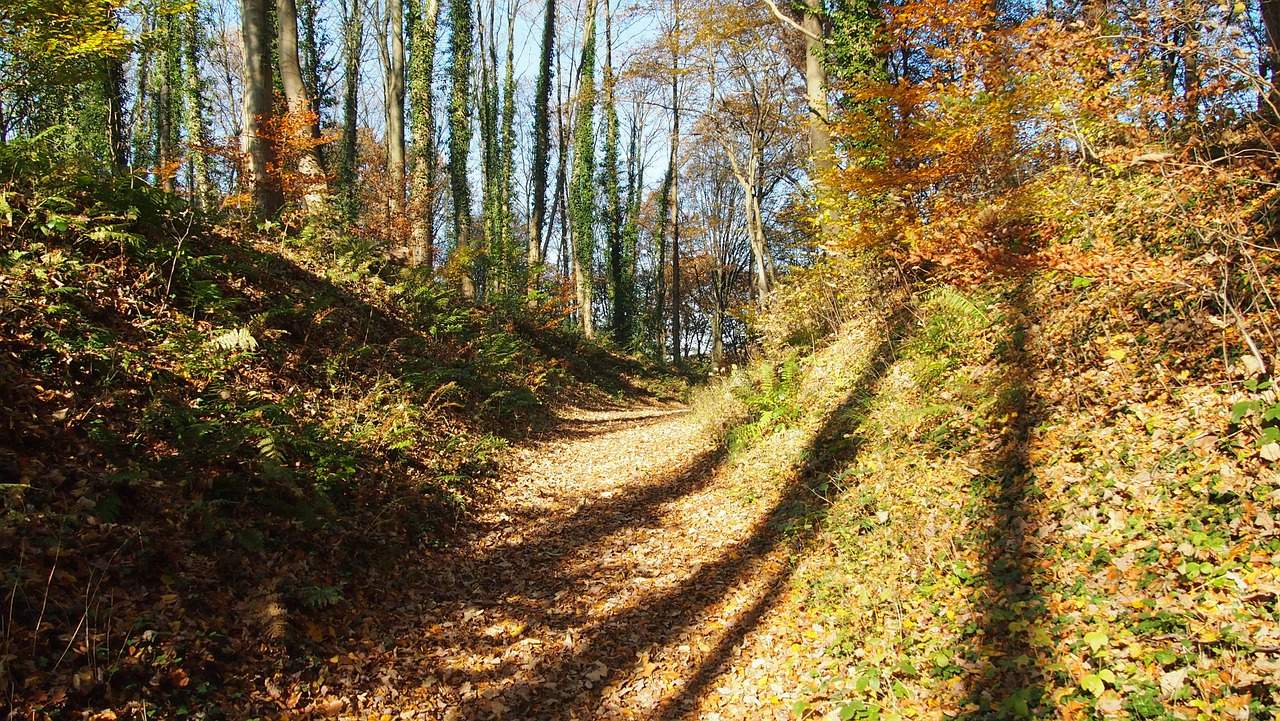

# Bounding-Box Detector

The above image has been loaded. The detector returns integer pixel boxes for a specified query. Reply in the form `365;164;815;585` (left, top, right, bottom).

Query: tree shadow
323;315;917;721
955;279;1052;718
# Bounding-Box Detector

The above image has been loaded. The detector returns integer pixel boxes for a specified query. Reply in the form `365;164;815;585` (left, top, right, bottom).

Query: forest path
344;402;806;721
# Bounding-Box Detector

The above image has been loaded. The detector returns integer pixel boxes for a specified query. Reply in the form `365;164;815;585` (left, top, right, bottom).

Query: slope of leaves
693;151;1280;720
0;138;676;718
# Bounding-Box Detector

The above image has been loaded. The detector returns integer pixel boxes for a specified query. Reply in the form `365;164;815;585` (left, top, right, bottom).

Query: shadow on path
957;280;1052;718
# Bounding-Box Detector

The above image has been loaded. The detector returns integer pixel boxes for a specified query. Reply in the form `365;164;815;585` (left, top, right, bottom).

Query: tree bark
278;0;329;210
157;14;176;194
668;0;681;363
448;0;476;298
104;57;128;173
603;0;628;345
240;0;284;216
569;0;598;338
340;0;363;219
801;0;830;177
377;0;408;224
182;5;212;205
527;0;557;293
409;0;440;268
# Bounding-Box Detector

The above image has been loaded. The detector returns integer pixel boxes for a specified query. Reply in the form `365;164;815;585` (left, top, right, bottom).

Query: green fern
297;585;344;608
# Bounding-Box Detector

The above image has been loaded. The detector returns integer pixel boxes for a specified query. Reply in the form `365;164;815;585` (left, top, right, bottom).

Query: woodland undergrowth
0;135;678;718
699;130;1280;720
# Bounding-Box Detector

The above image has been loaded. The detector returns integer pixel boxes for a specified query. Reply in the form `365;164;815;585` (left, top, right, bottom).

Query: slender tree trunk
278;0;329;210
241;0;284;215
527;0;557;291
478;0;499;297
603;0;627;345
299;0;323;119
340;0;363;219
409;0;440;268
105;57;128;173
622;113;641;345
182;6;212;205
668;2;681;363
801;0;831;191
710;287;724;367
499;0;517;286
449;0;476;298
653;164;670;363
381;0;408;223
131;10;153;173
157;14;176;194
569;0;599;338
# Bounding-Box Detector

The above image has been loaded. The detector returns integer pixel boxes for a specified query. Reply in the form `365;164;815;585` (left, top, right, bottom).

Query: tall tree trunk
449;0;476;298
299;0;323;118
378;0;408;224
499;0;517;287
340;0;363;219
801;0;831;211
667;1;681;363
278;0;329;210
622;113;642;346
653;164;670;363
104;57;128;173
241;0;284;215
602;0;627;345
409;0;440;268
527;0;557;291
569;0;599;338
157;14;176;194
478;0;499;297
182;5;212;205
131;9;153;174
710;284;724;368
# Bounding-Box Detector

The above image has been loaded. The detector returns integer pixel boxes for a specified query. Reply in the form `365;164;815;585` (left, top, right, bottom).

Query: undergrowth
716;148;1280;720
0;135;676;717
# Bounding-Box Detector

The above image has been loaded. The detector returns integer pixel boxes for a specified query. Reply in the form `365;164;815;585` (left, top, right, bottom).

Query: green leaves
1083;630;1108;653
1081;668;1115;697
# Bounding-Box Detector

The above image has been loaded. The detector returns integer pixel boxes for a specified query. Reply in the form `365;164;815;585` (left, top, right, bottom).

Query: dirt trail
340;403;808;721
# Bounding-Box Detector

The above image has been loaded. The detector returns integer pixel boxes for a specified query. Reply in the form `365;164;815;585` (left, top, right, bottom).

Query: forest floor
298;400;826;721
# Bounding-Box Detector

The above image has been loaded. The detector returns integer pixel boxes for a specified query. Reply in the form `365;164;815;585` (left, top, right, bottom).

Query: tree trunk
569;0;598;338
527;0;557;292
448;0;476;298
104;57;128;173
157;14;176;194
383;0;408;223
182;6;212;205
240;0;284;215
340;0;363;219
409;0;440;268
668;4;681;363
278;0;329;210
710;287;724;368
603;0;627;346
801;0;831;182
498;0;517;288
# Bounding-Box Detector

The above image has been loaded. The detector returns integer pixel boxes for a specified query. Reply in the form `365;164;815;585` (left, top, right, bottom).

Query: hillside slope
692;228;1280;719
0;144;678;717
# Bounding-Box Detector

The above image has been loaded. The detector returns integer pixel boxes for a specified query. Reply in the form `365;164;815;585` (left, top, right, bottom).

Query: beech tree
240;0;284;215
